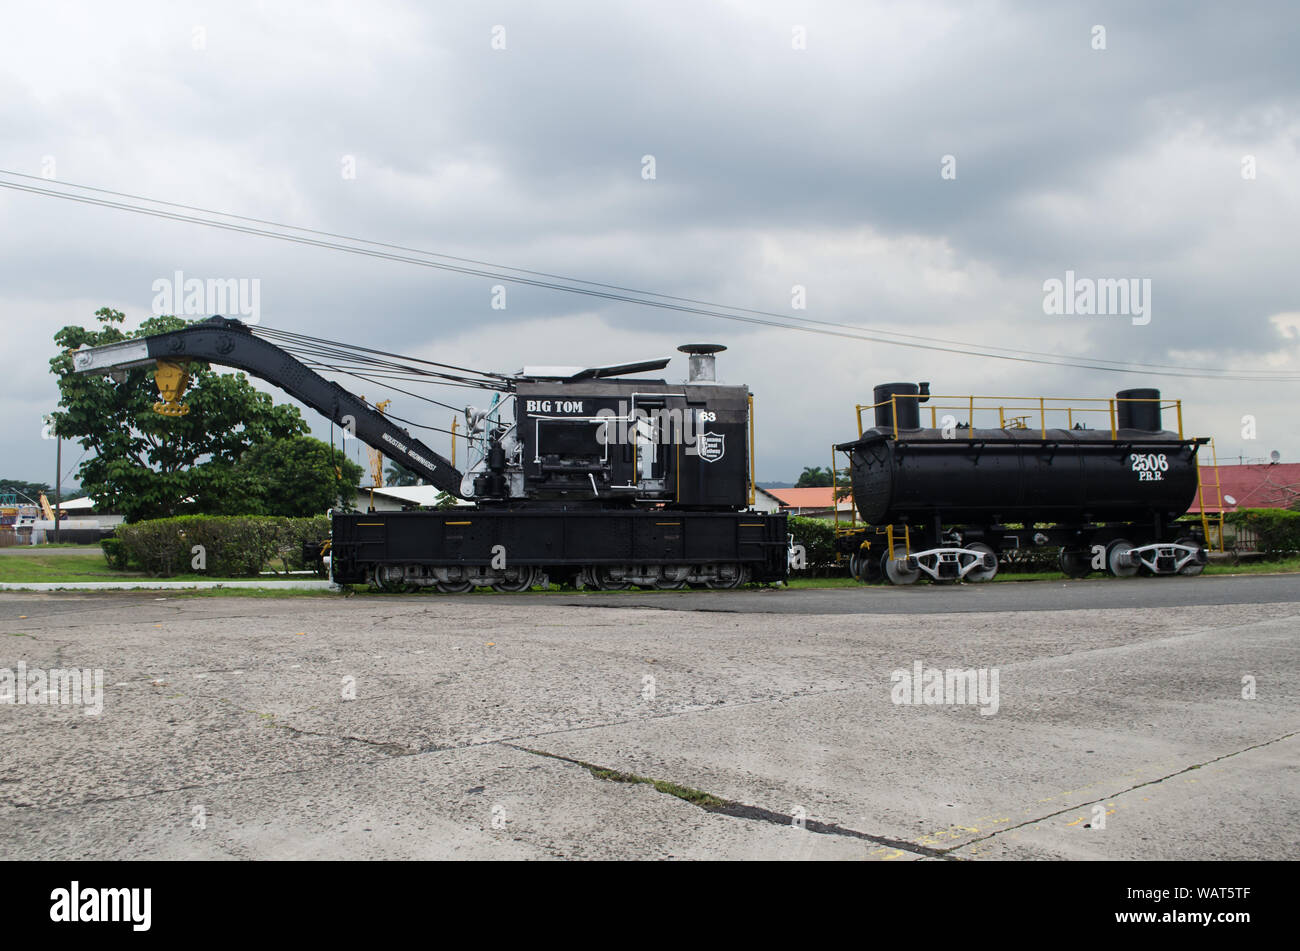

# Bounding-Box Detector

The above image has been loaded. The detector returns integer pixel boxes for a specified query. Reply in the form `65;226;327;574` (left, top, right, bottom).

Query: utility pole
54;426;61;544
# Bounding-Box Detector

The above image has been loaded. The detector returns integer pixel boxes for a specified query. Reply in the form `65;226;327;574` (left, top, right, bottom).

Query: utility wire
7;167;1287;379
4;170;1299;382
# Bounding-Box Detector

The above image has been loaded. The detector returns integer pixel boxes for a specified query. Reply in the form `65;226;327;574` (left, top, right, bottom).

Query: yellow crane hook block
152;360;192;416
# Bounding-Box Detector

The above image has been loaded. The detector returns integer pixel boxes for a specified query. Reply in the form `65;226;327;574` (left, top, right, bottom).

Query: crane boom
71;316;467;498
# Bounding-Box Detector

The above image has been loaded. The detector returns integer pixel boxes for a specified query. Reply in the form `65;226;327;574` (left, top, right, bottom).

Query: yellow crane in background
368;399;392;488
356;399;462;511
360;398;391;511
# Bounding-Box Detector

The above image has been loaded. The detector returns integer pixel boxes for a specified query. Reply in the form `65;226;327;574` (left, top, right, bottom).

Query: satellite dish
1224;494;1238;506
1270;450;1281;463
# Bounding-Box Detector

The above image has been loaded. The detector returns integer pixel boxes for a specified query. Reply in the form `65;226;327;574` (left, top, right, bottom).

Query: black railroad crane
72;316;789;592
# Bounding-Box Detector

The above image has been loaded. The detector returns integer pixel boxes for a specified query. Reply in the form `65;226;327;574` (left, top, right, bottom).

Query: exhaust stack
678;343;726;383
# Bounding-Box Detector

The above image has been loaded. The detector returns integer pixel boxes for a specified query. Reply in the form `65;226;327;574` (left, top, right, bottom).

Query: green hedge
1224;508;1300;555
100;537;129;571
786;515;841;576
110;515;331;577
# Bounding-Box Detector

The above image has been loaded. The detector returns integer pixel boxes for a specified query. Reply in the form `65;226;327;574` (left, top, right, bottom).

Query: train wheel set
840;530;1209;587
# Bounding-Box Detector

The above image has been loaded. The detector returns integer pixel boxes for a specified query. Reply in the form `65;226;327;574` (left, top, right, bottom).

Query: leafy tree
795;466;847;488
50;308;309;521
235;436;364;517
384;461;423;486
0;480;52;503
795;465;852;502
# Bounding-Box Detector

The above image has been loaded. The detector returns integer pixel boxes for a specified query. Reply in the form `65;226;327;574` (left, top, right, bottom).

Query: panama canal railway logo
697;431;725;463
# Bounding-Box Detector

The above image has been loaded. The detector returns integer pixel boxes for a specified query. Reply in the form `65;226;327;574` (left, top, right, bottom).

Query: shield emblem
697;431;725;463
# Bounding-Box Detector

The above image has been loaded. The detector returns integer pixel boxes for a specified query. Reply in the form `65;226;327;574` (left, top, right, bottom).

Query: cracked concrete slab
0;737;895;860
0;584;1295;859
948;734;1300;860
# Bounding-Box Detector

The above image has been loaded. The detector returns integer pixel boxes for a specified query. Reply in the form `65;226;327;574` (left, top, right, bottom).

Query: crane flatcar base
322;508;788;591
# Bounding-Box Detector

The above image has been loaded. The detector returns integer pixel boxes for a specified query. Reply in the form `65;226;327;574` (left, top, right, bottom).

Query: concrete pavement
0;580;1295;859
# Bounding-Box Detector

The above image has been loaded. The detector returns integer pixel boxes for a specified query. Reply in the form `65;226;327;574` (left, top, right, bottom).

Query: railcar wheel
882;553;921;586
855;551;883;583
848;554;861;579
370;565;408;593
1106;539;1139;578
595;567;631;590
964;542;998;582
1058;548;1093;579
436;579;474;594
1175;536;1206;576
655;565;691;590
706;565;750;589
492;566;537;593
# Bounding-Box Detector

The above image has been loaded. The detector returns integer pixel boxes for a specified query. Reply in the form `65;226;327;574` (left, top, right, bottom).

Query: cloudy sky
2;0;1297;489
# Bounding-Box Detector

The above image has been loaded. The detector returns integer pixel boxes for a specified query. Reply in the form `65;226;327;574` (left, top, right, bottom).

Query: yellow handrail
748;394;756;506
1197;438;1226;553
852;392;1189;442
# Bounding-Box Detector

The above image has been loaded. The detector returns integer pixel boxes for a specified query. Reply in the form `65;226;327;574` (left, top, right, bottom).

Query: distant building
16;497;124;544
1186;463;1300;514
351;484;471;512
765;486;855;518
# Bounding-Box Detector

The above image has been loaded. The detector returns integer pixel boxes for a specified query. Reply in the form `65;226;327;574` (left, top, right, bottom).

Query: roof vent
678;343;726;383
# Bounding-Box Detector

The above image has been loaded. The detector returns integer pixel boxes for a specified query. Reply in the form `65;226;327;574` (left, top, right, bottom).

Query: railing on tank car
853;393;1186;441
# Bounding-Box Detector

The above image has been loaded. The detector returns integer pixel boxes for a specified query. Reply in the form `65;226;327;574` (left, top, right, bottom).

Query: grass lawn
1204;555;1300;575
10;542;103;550
0;552;306;584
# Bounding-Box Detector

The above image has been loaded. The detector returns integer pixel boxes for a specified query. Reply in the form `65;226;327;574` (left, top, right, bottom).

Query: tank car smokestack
678;343;726;383
872;382;930;430
1116;387;1162;431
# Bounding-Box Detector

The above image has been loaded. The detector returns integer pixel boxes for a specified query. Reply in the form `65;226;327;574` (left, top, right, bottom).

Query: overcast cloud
2;0;1297;488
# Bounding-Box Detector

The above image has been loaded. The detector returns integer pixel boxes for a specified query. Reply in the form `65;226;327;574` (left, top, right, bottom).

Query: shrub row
105;515;331;577
1224;508;1300;555
786;515;842;576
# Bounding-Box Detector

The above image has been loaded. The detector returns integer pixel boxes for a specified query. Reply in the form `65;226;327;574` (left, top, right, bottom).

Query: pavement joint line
942;729;1300;855
1;684;870;812
974;612;1299;672
554;601;755;615
266;718;413;756
503;743;953;860
551;589;1300;619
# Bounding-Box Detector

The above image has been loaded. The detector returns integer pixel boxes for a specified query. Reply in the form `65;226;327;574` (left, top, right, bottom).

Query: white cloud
2;0;1298;485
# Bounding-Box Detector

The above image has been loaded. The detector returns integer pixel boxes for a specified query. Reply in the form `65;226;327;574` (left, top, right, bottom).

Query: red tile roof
766;487;853;510
1188;463;1300;514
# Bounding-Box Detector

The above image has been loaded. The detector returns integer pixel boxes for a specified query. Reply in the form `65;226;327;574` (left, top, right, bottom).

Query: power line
4;170;1298;382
